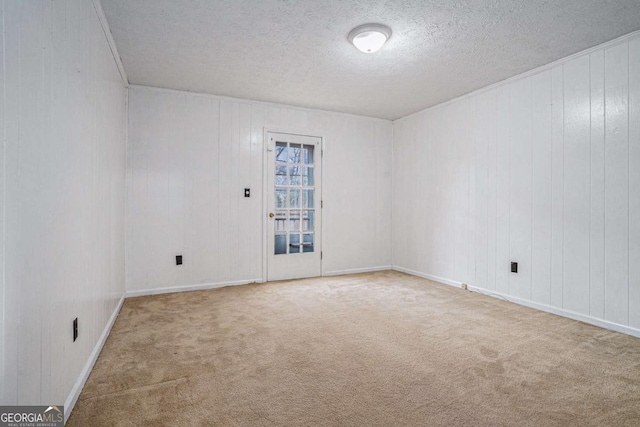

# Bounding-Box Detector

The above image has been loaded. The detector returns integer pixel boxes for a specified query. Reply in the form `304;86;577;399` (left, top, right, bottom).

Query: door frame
262;127;325;282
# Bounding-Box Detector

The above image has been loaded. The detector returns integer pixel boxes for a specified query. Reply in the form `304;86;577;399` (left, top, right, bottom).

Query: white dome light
348;24;391;53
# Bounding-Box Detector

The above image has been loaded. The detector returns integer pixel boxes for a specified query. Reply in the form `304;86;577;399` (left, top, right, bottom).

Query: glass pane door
267;132;321;282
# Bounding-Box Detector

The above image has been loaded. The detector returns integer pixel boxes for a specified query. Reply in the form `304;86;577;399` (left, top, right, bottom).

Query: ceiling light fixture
348;23;391;53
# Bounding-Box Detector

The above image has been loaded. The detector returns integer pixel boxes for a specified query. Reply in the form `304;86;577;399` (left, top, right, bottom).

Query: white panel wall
1;0;127;408
0;0;5;409
126;86;392;293
393;33;640;336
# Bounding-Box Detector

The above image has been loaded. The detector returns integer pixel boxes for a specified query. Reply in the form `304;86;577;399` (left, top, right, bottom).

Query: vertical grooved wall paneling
2;0;127;407
508;77;533;300
563;55;591;315
0;0;6;404
126;86;393;292
629;37;640;329
590;50;606;320
604;42;629;325
392;34;640;335
531;70;552;305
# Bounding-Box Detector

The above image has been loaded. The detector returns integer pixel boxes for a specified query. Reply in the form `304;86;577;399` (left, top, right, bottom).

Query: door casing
262;127;324;282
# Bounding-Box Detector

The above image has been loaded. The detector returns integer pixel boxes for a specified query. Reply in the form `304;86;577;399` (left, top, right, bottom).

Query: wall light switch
176;255;183;265
511;262;518;273
244;188;250;198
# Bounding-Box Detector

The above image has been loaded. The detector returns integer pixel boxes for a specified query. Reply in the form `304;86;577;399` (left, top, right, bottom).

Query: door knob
269;212;275;218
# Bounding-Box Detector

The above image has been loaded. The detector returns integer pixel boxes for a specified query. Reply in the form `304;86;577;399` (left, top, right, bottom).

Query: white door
266;132;322;281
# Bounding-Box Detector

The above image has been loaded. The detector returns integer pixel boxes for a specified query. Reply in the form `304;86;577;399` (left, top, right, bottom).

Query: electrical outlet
73;318;78;342
461;283;468;290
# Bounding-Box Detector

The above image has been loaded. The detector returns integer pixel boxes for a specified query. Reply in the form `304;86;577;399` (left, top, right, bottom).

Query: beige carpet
68;271;640;426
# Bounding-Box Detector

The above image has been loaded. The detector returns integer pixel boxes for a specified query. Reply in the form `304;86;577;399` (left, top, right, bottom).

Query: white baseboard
64;294;125;424
323;265;392;277
465;285;640;339
125;278;263;298
392;266;463;288
393;265;640;339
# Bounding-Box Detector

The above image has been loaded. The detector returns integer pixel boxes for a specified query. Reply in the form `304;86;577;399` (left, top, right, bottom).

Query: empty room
1;0;640;425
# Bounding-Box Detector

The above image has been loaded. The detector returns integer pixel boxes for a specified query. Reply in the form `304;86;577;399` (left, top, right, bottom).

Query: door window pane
303;233;314;253
289;166;301;185
275;234;286;255
276;142;287;162
290;210;301;231
289;144;301;164
275;211;287;232
275;165;287;185
276;188;287;208
302;189;314;208
303;167;314;186
289;233;301;253
289;189;300;208
304;145;314;164
302;210;314;231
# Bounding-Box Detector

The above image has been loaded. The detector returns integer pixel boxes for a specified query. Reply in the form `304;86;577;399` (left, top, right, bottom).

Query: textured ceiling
101;0;640;120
